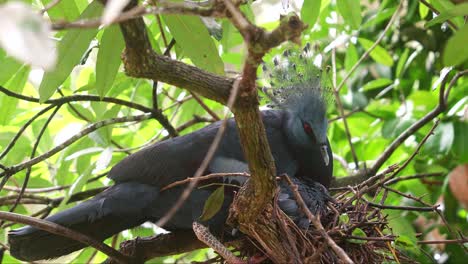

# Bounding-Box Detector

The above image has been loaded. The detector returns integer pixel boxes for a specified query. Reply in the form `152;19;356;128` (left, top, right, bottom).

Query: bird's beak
320;144;330;166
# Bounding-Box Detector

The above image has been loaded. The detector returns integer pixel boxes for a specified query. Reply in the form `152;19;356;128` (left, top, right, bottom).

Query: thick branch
118;11;233;104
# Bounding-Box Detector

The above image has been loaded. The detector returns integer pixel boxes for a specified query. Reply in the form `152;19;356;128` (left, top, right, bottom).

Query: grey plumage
8;48;333;261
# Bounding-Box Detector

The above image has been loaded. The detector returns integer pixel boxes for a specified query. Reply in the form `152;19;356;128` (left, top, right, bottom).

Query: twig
0;212;129;264
0;104;56;160
190;91;222;121
331;48;360;169
160;172;249;191
7;106;61;214
40;0;62;14
387;120;439;179
418;238;468;245
384;172;445;185
366;201;439;212
0;114;152;182
51;1;223;30
0;85;153;113
369;70;468;176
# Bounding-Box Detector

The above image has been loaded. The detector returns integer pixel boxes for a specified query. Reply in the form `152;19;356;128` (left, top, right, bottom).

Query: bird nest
226;179;414;264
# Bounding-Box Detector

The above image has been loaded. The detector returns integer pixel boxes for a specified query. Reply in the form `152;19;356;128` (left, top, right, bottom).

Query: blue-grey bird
8;47;333;261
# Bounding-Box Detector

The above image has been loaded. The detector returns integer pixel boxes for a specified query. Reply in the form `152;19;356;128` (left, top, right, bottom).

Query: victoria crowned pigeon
8;47;333;261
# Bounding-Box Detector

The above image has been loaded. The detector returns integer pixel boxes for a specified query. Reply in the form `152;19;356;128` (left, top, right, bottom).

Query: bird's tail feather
8;182;158;261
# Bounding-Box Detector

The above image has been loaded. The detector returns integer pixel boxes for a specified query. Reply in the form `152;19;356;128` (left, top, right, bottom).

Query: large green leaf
425;3;468;27
0;49;23;85
163;15;224;75
95;25;124;98
358;38;394;66
301;0;321;27
0;66;30;125
40;0;80;21
199;186;225;221
443;25;468;66
38;1;102;102
336;0;362;29
423;122;454;155
452;121;468;162
361;78;393;91
385;210;418;253
344;43;358;72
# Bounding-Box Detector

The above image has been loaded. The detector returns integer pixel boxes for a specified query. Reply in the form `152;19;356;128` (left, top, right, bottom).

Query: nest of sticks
224;173;415;264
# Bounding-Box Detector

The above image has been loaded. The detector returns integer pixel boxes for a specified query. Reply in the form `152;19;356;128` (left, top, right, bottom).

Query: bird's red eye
303;122;313;135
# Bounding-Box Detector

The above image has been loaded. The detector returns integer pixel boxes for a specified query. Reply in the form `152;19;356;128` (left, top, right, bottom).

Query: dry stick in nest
281;175;354;264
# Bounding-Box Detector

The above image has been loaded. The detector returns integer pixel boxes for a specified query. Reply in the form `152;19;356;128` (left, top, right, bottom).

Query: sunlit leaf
0;66;30;125
425;3;468;27
336;0;362;29
39;1;102;102
358;38;394;66
419;2;429;19
96;25;124;98
443;25;468;66
361;78;393;91
163;15;224;75
301;0;321;26
40;0;80;21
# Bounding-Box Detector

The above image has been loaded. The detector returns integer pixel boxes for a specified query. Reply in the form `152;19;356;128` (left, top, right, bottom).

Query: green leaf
362;7;396;29
453;121;468;162
395;235;417;250
423;122;454;155
95;25;124;98
0;66;30;125
38;1;102;102
358;38;394;66
339;213;350;224
430;0;465;28
382;118;416;139
66;103;95;121
396;48;410;78
348;227;367;244
0;49;23;85
419;2;429;19
425;3;468;27
443;25;468;66
385;210;418;251
336;0;362;29
40;0;80;21
199;186;224;221
361;78;393;91
301;0;321;26
344;44;358;72
163;15;224;75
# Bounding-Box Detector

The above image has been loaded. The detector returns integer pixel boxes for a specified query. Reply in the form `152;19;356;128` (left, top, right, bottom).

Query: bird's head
263;45;332;165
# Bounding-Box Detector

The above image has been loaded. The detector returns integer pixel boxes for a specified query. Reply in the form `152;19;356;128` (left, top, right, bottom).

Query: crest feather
262;45;333;113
